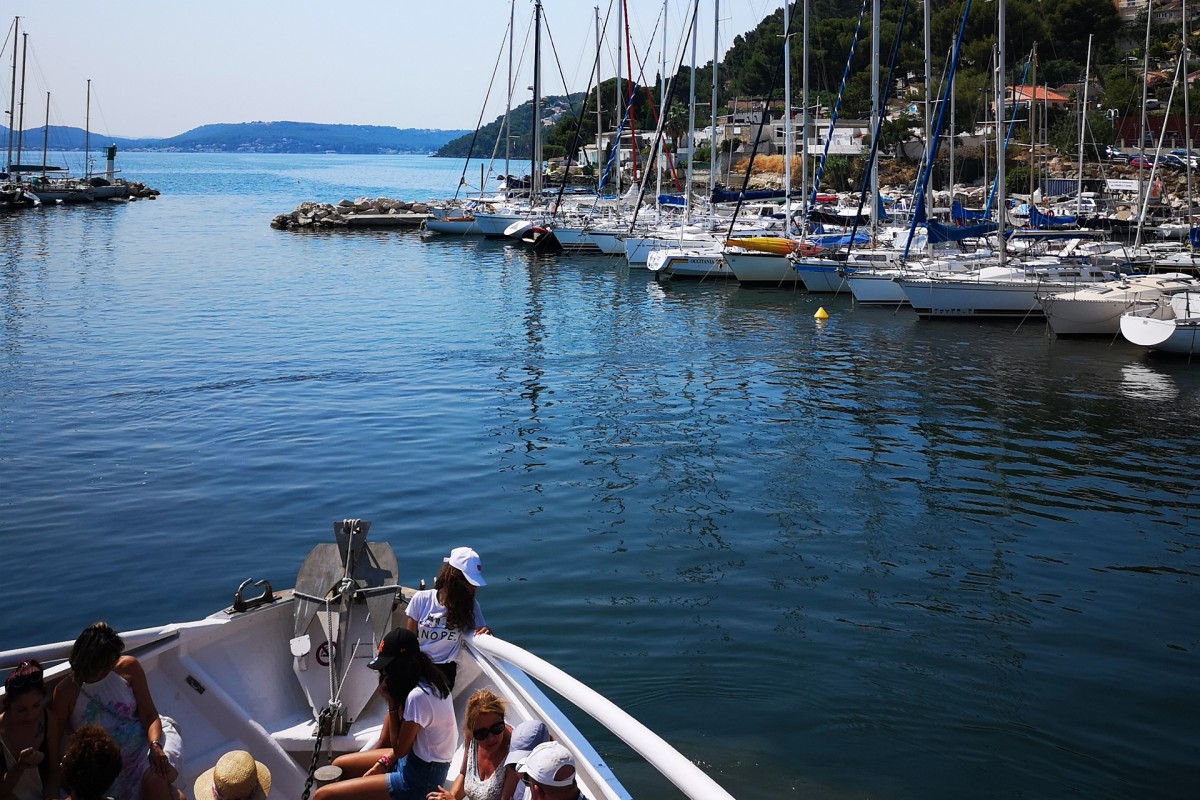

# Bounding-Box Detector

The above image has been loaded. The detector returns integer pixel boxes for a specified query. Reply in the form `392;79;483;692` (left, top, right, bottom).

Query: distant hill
436;94;584;160
0;121;468;155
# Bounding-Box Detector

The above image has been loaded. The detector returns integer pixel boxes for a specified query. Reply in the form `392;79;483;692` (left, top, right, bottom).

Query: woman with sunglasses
0;660;48;800
315;628;456;800
426;689;513;800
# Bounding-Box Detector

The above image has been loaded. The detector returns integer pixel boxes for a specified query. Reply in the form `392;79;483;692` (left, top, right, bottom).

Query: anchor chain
300;706;336;800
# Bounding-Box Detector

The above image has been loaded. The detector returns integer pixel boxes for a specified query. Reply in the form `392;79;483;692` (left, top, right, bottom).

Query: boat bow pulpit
290;519;400;735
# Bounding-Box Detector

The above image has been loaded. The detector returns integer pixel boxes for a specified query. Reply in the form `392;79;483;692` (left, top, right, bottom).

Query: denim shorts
385;752;450;800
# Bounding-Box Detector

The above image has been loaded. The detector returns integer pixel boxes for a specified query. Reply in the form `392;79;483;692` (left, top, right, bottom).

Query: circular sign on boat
316;641;335;667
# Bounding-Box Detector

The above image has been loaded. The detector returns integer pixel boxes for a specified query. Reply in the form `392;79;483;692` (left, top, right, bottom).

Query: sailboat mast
16;32;27;173
6;17;17;173
615;0;623;196
658;0;667;205
532;0;543;202
1028;44;1036;202
871;0;880;239
710;0;719;204
1183;2;1192;230
923;0;932;211
997;0;1006;269
1138;0;1152;229
598;5;605;197
505;0;514;199
801;0;810;219
783;0;793;236
85;79;91;179
40;91;48;178
1077;35;1092;214
685;0;698;226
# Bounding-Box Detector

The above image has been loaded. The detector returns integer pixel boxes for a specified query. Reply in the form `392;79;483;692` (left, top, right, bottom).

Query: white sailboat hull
723;251;802;287
846;270;909;305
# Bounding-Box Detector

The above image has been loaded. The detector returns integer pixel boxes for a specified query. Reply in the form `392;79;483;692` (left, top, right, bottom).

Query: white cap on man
516;741;576;787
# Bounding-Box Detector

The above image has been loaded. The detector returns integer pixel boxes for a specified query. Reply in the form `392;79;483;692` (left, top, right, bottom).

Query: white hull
899;278;1079;318
792;259;853;293
1038;275;1197;336
846;270;909;305
0;529;734;800
1121;291;1200;352
424;218;482;235
552;226;603;253
625;234;716;265
587;230;628;255
723;251;802;287
647;249;732;280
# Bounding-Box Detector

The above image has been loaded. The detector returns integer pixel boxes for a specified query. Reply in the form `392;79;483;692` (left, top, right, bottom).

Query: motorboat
646;246;734;281
0;520;733;800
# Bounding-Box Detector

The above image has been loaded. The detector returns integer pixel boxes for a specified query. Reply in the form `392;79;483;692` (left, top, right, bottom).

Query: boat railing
467;635;736;800
0;619;222;674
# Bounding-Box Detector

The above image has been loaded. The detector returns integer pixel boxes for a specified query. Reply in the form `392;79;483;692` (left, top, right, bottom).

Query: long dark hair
69;622;124;683
434;562;478;632
382;647;450;702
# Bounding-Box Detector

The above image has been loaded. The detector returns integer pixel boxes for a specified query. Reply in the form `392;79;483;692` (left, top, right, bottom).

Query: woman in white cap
405;547;491;689
192;751;271;800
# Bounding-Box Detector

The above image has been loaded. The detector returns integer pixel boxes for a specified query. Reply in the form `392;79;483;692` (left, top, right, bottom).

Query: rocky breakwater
270;197;431;230
124;181;159;199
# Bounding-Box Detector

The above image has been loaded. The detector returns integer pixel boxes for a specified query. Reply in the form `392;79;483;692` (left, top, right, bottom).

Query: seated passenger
514;743;586;800
46;622;184;800
61;724;122;800
193;750;271;800
314;628;456;800
427;689;511;800
501;721;549;800
0;659;48;800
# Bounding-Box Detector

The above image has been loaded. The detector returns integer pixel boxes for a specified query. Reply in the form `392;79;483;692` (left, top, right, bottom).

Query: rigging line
540;9;585;120
844;0;911;257
720;0;802;246
452;17;511;200
601;0;686;208
625;0;699;229
804;0;870;230
623;14;682;192
984;51;1033;217
550;26;605;216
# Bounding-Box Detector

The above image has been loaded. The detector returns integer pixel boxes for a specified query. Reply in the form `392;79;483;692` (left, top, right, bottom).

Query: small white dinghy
0;520;734;800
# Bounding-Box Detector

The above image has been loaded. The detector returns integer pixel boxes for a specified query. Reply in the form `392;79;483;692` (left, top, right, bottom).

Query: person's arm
406;617;418;634
428;731;470;800
0;742;45;798
118;656;169;778
43;680;75;800
472;600;491;636
498;764;522;800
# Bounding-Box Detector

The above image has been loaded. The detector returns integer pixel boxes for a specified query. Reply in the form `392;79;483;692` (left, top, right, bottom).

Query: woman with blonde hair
426;689;514;800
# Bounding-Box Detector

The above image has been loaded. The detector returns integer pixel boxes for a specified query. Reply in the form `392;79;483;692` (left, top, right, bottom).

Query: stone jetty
270;197;431;230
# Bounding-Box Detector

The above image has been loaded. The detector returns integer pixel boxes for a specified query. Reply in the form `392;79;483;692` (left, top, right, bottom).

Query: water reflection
1120;362;1179;401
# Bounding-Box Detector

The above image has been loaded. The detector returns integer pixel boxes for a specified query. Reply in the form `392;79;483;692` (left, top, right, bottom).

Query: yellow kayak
726;236;798;255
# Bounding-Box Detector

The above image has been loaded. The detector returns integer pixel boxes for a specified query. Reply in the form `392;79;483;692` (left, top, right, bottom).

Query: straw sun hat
193;750;272;800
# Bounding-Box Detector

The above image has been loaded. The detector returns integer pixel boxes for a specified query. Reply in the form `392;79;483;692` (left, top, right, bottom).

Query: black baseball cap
368;628;419;671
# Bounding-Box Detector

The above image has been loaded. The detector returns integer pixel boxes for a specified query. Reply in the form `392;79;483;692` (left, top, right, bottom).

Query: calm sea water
2;153;1198;799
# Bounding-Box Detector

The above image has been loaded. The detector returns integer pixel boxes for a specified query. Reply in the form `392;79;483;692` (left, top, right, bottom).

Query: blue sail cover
1191;226;1200;249
927;219;997;243
809;231;870;248
1029;205;1077;229
658;194;687;206
951;200;988;222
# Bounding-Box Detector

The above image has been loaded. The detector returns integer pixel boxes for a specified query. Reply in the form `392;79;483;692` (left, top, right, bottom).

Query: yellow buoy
814;307;829;320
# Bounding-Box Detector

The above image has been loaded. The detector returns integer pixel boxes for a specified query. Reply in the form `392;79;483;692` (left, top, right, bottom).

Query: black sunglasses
472;720;506;740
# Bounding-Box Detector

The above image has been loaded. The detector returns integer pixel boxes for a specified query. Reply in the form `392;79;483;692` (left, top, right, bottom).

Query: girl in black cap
315;629;456;800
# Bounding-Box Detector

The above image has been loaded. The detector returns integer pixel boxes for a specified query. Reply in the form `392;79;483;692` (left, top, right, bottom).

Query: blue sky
1;1;779;139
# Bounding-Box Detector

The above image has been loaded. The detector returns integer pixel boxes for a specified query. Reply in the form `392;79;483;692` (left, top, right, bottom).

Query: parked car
1159;153;1188;171
1169;149;1200;168
1128;154;1155;168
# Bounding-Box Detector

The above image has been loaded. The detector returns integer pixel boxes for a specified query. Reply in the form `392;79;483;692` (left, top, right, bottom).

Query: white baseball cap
516;741;576;787
444;546;486;587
